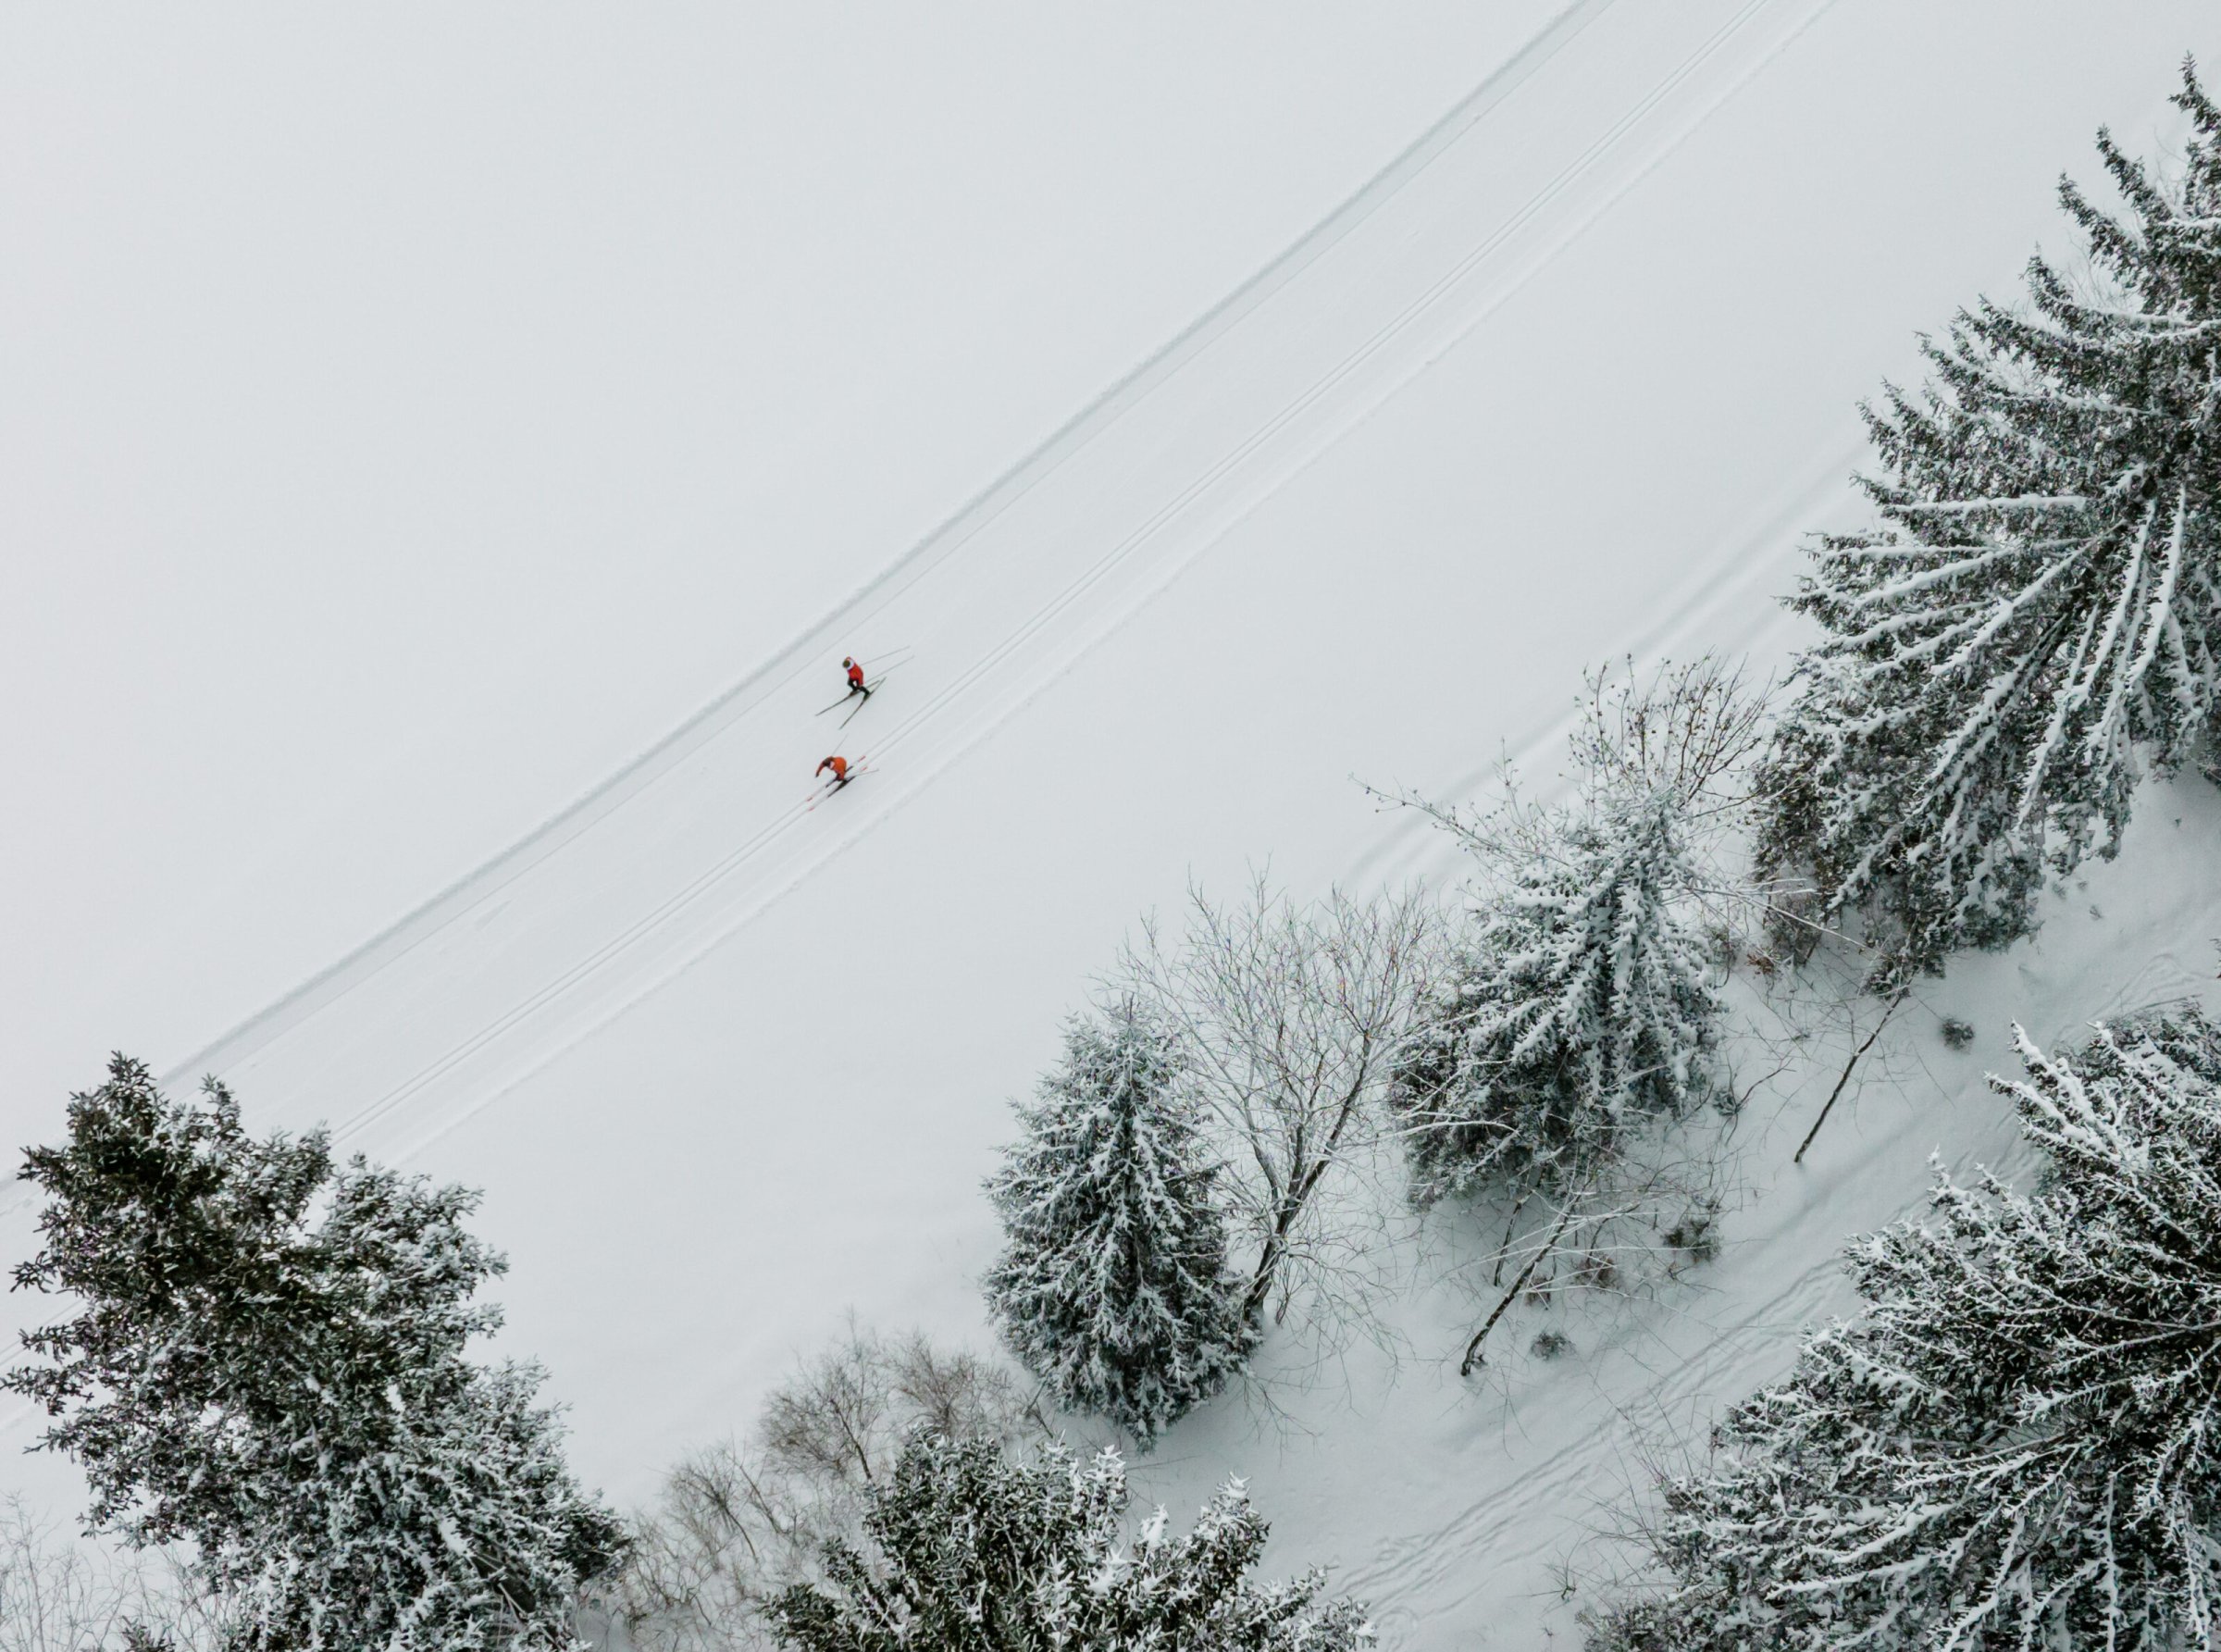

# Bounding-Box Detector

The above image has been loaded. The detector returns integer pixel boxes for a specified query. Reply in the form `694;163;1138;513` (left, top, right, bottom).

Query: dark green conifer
1759;63;2221;981
6;1056;624;1651
983;1003;1250;1447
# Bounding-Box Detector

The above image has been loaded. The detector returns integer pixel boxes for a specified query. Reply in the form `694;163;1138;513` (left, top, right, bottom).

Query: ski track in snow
8;0;1843;1190
0;0;1879;1578
24;7;2214;1648
1343;1254;1844;1622
1344;419;1868;893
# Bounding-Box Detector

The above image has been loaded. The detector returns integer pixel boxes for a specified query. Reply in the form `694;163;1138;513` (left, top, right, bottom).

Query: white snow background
5;5;2221;1646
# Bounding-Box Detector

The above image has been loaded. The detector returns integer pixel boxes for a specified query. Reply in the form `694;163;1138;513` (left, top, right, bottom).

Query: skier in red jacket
815;754;852;789
842;657;871;701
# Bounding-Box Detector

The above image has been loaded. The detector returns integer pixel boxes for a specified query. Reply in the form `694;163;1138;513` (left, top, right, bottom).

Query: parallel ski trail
1342;1254;1843;1615
148;0;1632;1099
0;0;1847;1235
297;0;1839;1171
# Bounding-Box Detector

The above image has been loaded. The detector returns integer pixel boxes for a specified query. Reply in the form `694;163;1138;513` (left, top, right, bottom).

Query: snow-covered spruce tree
983;1002;1251;1447
1588;1006;2221;1652
5;1056;626;1652
769;1434;1371;1652
1757;62;2221;985
1390;789;1722;1211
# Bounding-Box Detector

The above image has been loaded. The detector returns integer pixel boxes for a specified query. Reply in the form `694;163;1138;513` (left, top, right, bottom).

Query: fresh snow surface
0;0;1565;1122
7;5;2221;1648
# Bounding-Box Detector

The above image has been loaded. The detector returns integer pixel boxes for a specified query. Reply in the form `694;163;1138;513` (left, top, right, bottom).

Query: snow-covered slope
119;0;1857;1179
0;1;1565;1122
7;6;2220;1648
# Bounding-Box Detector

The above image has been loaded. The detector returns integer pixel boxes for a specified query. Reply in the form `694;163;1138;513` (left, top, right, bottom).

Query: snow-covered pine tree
1390;789;1721;1210
1757;62;2221;985
1588;1006;2221;1652
5;1057;626;1652
769;1434;1372;1652
983;1002;1251;1447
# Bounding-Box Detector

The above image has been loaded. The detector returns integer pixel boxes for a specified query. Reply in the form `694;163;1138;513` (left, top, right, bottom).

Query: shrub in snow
1529;1331;1574;1361
1390;789;1723;1210
5;1057;625;1652
1660;1199;1720;1267
769;1434;1372;1652
1757;63;2221;985
984;1002;1252;1447
0;1493;227;1651
1588;1005;2221;1652
1940;1013;1977;1050
614;1323;1042;1652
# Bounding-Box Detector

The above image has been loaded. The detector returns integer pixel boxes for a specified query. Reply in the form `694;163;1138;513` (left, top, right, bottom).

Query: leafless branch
1792;990;1908;1164
1568;652;1774;822
0;1496;224;1652
1117;875;1445;1353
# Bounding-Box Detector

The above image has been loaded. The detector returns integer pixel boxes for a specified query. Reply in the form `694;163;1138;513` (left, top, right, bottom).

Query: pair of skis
814;654;910;729
804;758;871;811
815;677;887;729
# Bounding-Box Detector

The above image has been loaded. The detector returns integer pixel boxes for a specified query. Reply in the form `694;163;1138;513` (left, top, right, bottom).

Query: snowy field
6;5;2220;1647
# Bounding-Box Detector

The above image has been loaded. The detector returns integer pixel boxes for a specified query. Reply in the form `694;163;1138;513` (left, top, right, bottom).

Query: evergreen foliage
769;1434;1372;1652
1391;790;1722;1208
1589;1006;2221;1652
1758;62;2221;983
5;1056;626;1652
614;1323;1045;1652
984;1004;1251;1447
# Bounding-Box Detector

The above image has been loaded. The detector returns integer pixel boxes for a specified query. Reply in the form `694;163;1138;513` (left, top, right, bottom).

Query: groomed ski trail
7;15;2218;1649
66;0;1840;1189
143;0;1638;1103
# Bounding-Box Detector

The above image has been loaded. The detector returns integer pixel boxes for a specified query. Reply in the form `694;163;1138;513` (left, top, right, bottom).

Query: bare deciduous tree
1568;652;1771;822
0;1496;224;1652
1119;876;1442;1338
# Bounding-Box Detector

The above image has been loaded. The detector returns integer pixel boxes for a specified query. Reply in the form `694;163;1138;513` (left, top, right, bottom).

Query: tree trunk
1460;1197;1579;1376
1793;991;1905;1165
